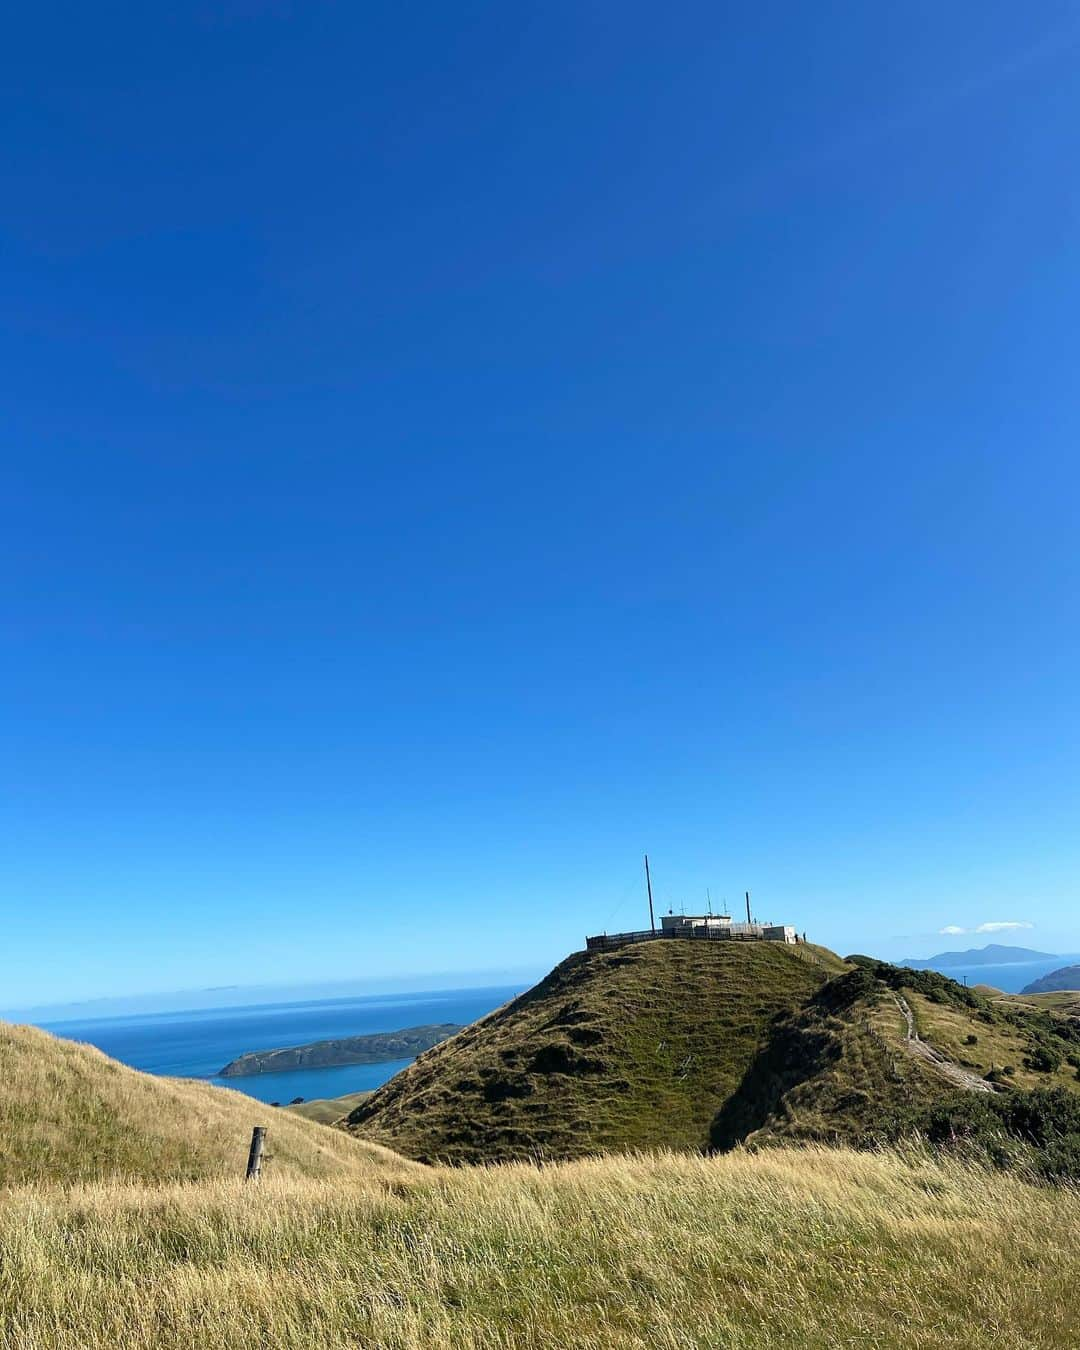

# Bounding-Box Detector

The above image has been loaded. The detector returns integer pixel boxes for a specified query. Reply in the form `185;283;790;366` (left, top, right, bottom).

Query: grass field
1007;990;1080;1016
3;1144;1078;1349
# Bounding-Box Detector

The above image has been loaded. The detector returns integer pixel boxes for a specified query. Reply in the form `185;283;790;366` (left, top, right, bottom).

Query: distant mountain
901;944;1056;970
1021;965;1080;996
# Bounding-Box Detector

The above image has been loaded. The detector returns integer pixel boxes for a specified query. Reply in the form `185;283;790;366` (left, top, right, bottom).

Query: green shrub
1025;1042;1063;1074
897;1087;1080;1183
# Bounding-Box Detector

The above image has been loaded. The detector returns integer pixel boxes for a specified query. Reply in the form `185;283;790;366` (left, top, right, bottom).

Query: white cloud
937;921;1034;937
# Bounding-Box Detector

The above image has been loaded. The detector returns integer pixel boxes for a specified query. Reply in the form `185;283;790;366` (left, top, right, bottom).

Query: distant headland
218;1024;462;1077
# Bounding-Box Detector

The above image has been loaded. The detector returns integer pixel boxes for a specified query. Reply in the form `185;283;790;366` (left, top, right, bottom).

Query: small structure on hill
586;856;799;953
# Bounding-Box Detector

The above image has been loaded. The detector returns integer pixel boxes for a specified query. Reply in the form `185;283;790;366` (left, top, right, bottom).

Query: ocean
904;956;1079;994
39;984;525;1105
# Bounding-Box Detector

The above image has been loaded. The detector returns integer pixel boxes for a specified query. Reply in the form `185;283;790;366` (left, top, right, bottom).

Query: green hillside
0;1022;415;1188
346;940;840;1163
1010;989;1080;1016
286;1089;372;1124
348;942;1080;1165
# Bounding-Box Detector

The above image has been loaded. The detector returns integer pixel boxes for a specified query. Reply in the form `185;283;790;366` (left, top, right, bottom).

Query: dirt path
893;994;998;1094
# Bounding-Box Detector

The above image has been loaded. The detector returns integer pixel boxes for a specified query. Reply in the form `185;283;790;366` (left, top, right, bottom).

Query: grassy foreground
3;1146;1079;1349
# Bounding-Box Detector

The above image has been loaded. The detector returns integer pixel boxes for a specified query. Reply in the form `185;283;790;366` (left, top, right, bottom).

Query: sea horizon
900;954;1080;994
2;964;546;1024
34;982;527;1106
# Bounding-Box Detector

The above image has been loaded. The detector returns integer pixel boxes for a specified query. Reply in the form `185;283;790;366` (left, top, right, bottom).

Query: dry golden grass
0;1022;416;1187
905;992;1079;1092
285;1088;372;1125
2;1145;1079;1349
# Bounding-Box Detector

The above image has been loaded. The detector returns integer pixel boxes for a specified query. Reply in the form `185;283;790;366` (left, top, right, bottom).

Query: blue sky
5;2;1080;1008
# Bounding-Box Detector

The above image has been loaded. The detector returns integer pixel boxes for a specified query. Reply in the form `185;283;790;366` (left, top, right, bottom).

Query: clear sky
5;2;1080;1009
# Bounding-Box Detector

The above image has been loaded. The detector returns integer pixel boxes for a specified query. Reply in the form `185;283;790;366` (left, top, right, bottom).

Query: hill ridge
347;940;842;1163
347;944;1080;1164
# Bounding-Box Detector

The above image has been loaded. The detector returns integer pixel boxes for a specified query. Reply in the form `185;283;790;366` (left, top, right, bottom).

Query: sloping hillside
348;943;1080;1165
347;940;838;1163
0;1022;416;1187
716;958;1080;1150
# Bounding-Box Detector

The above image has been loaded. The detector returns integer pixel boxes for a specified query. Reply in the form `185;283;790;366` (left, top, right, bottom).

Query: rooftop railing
584;924;788;952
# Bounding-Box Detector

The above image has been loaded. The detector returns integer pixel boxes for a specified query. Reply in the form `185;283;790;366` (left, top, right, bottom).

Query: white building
660;913;732;935
762;924;797;944
586;911;800;952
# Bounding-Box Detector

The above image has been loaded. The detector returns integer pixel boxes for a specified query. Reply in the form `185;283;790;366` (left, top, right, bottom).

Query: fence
585;925;789;953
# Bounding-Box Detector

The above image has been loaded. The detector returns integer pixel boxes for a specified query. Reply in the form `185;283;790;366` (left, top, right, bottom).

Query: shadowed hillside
0;1022;416;1188
714;957;1080;1150
346;940;841;1163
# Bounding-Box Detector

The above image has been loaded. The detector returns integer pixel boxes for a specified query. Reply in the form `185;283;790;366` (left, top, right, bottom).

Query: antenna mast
645;855;656;933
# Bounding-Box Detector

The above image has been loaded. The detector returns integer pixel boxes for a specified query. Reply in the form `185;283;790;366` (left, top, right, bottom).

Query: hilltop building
586;914;797;953
661;912;796;943
586;858;799;953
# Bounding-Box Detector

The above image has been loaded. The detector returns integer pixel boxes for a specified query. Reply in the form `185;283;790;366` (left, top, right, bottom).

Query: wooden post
645;854;655;934
246;1126;266;1181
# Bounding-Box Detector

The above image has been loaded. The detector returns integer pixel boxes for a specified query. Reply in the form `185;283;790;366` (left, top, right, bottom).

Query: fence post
246;1126;266;1181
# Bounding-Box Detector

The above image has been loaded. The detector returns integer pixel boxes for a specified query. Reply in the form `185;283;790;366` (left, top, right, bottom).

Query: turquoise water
39;984;524;1105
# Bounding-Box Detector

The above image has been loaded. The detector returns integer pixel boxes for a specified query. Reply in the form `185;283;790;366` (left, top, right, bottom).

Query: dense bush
844;957;985;1011
896;1088;1080;1183
1025;1041;1064;1074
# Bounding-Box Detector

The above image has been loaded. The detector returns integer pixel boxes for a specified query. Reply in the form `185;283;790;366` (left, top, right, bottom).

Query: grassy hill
0;1022;416;1187
3;1145;1079;1348
346;940;843;1163
347;942;1080;1165
285;1089;372;1124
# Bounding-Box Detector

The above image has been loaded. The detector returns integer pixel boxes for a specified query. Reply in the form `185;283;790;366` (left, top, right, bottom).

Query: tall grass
3;1145;1078;1348
0;1023;414;1186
